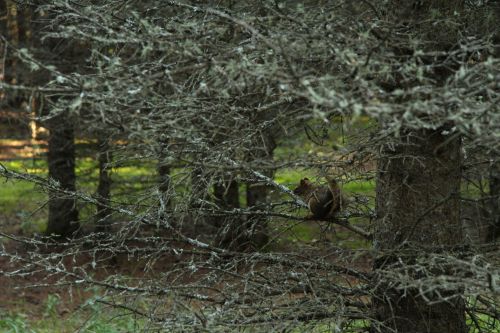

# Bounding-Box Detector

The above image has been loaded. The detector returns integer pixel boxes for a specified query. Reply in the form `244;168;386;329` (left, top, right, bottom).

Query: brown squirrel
293;177;345;219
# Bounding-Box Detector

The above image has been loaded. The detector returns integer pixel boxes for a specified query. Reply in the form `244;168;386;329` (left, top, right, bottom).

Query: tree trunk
158;161;171;208
214;178;240;209
486;160;500;241
214;177;244;249
245;133;276;249
190;166;209;208
372;129;465;333
156;158;172;231
4;0;18;85
95;137;112;232
371;1;468;331
245;182;269;248
1;0;21;107
189;165;211;233
46;113;79;237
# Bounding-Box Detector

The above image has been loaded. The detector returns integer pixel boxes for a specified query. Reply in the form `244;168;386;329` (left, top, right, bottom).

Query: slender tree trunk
486;160;500;241
158;161;171;208
46;112;79;237
1;0;20;107
95;137;112;232
245;132;276;249
189;165;210;232
245;182;269;247
214;178;240;209
0;1;7;95
156;158;172;231
157;137;172;212
214;177;244;249
4;0;18;86
190;166;209;208
372;129;465;333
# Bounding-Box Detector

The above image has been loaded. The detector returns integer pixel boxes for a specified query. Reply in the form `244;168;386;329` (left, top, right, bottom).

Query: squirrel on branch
293;177;346;220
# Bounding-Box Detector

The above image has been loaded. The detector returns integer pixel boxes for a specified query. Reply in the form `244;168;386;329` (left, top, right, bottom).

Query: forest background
0;1;499;332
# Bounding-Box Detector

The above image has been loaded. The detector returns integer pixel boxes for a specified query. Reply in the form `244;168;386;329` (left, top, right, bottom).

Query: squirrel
293;177;345;219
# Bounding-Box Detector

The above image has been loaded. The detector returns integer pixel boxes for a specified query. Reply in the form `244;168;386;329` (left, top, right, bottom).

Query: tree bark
158;161;171;208
214;177;244;249
0;0;21;107
486;160;500;241
245;132;276;249
4;0;18;85
95;137;112;232
372;129;465;333
46;113;79;237
214;178;240;209
189;165;211;233
371;1;468;331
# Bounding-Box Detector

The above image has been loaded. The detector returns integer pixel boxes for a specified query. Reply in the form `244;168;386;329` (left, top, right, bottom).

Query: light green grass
0;309;145;333
0;157;159;233
290;319;369;333
0;161;48;233
344;180;375;195
467;314;500;333
1;147;376;243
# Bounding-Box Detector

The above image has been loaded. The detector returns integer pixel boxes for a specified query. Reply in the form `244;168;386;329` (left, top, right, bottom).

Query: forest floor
0;220;372;329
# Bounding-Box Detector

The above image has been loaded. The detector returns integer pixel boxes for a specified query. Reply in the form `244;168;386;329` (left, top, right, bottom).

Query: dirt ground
0;225;372;322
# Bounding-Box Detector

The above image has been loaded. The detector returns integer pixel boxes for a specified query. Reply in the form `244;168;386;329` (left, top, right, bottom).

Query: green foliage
467;313;500;333
274;168;307;187
0;294;145;333
0;179;43;214
343;180;375;195
0;157;159;231
0;313;36;333
289;319;369;333
43;294;61;320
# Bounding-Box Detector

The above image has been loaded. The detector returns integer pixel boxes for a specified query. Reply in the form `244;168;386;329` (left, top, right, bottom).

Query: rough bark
486;160;500;241
1;0;22;108
372;129;466;333
214;179;240;209
189;165;211;233
371;1;468;331
214;177;244;249
46;113;79;237
158;161;171;208
245;132;276;249
4;0;18;85
95;137;112;232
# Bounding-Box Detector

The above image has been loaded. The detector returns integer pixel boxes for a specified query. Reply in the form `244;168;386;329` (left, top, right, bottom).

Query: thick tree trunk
372;129;465;333
95;137;112;232
372;1;467;330
46;113;79;237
